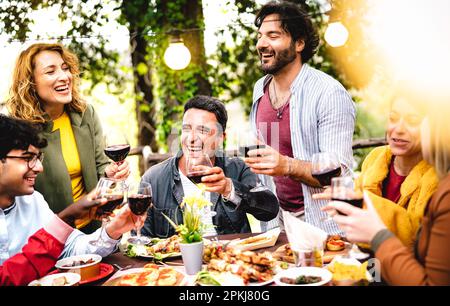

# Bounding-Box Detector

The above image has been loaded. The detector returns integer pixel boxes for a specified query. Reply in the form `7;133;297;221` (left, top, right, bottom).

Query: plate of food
197;248;278;286
103;263;187;286
28;272;81;286
227;228;281;251
326;256;372;286
274;267;332;286
125;235;181;260
273;235;351;265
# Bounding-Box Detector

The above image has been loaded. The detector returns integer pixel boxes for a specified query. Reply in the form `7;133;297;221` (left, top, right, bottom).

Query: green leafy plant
162;189;212;244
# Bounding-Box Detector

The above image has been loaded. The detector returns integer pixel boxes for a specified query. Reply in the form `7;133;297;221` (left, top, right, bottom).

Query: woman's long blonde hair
6;43;86;124
424;95;450;179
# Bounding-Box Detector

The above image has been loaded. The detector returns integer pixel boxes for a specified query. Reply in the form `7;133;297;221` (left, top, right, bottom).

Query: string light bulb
163;36;191;70
324;21;349;47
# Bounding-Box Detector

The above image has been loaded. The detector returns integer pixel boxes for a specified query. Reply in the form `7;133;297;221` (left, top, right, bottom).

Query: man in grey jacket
141;95;279;238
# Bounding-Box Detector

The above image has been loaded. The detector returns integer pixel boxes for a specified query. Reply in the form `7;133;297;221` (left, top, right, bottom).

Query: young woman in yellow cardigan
316;86;438;248
323;92;450;285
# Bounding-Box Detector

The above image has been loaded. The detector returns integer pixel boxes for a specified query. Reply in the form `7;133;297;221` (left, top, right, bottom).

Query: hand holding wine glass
127;182;152;245
104;129;131;181
89;178;126;247
239;130;270;192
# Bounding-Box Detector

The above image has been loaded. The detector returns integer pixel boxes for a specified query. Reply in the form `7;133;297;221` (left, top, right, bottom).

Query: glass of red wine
104;131;130;167
239;129;270;193
311;152;342;187
331;176;364;211
186;152;213;186
89;178;126;247
329;176;363;255
127;182;153;245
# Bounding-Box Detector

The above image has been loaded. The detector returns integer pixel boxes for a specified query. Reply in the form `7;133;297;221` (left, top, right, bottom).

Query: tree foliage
1;0;377;169
0;0;211;164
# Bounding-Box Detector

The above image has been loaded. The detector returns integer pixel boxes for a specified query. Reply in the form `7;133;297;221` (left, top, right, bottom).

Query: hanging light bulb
324;21;349;47
164;36;191;70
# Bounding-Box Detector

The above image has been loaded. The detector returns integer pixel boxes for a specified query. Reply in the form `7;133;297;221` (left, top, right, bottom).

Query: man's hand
201;166;232;197
244;144;289;177
57;190;107;227
105;160;130;181
105;205;147;240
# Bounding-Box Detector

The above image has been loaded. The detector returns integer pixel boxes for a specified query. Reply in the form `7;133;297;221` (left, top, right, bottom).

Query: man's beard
259;42;297;75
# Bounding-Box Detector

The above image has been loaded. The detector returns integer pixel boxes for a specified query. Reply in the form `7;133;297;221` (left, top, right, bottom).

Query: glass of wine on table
127;182;153;245
89;178;126;247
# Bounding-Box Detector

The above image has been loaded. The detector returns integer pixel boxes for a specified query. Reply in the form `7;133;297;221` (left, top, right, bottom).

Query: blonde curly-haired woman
6;43;130;233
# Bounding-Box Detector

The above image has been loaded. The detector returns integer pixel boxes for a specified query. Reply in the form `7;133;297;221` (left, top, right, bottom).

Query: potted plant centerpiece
163;188;212;275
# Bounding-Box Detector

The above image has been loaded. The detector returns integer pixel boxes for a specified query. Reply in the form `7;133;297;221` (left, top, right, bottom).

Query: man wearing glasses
0;114;141;285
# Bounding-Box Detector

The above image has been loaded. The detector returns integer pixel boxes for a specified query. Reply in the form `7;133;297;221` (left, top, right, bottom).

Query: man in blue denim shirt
141;96;279;238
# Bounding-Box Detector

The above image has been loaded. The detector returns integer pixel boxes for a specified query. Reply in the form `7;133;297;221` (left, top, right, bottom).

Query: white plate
274;267;332;286
138;252;182;259
55;254;102;270
29;272;81;286
196;271;274;286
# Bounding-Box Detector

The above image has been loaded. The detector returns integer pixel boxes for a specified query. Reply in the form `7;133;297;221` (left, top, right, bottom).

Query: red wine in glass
104;144;130;163
332;196;363;216
95;194;124;217
312;167;342;187
187;171;206;184
128;194;152;215
239;144;266;157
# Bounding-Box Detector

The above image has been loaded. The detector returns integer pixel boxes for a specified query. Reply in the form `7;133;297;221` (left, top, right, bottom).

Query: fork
112;263;133;271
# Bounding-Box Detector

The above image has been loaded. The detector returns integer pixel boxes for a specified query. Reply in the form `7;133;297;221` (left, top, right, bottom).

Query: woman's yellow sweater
357;146;438;248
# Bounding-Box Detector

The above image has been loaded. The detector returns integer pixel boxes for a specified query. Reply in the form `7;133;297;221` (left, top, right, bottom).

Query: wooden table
91;232;288;286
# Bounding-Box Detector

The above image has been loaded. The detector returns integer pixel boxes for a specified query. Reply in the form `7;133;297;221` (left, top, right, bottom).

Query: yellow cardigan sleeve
366;191;415;247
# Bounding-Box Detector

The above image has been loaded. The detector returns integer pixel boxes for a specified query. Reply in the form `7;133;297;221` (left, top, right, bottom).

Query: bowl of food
326;256;371;286
28;272;81;286
274;267;332;286
55;254;102;281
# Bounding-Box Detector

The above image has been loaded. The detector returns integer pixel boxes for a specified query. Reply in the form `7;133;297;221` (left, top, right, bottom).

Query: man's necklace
270;81;292;119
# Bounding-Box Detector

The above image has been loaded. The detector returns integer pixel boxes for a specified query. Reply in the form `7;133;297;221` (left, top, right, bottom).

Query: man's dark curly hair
255;0;320;63
0;114;47;159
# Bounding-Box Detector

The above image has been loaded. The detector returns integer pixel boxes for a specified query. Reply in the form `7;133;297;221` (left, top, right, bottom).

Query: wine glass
239;129;270;192
185;153;217;219
329;176;363;256
127;182;153;245
89;178;127;247
186;152;213;186
311;152;342;188
104;129;130;166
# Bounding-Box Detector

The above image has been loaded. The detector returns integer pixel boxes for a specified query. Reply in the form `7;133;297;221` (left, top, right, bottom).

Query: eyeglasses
3;152;44;169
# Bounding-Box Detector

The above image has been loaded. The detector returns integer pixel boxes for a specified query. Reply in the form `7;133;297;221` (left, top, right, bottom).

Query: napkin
282;210;328;251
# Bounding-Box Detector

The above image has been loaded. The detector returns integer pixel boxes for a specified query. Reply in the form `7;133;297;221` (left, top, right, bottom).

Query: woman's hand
105;205;147;240
322;191;387;244
105;160;130;180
